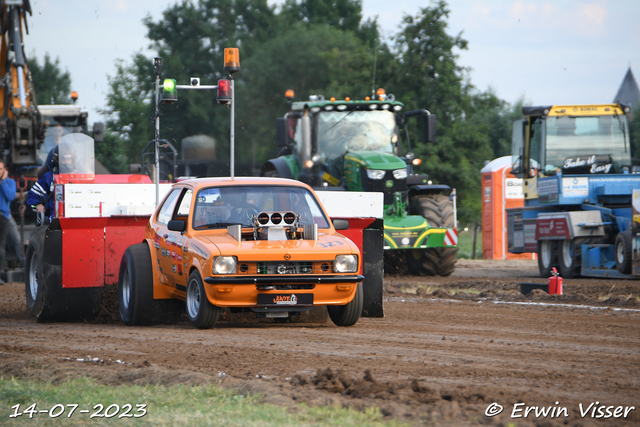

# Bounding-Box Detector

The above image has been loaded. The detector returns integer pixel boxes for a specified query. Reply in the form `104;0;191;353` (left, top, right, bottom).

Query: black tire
119;243;182;326
185;270;220;329
537;240;557;277
327;282;363;327
409;194;458;276
263;169;279;177
25;226;100;322
615;230;633;274
25;238;45;319
558;237;609;279
558;239;578;278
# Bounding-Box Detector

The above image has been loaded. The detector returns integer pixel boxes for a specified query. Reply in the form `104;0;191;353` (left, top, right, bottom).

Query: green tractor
261;90;458;276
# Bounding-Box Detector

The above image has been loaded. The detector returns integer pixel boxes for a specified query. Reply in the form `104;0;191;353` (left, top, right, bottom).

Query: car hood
346;151;406;170
199;232;359;261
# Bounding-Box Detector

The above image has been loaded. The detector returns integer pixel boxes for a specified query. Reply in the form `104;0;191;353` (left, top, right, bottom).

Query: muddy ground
1;259;639;426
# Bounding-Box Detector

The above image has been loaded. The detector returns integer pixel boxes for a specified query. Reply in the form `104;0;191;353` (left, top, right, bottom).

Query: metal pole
230;77;235;178
154;76;160;206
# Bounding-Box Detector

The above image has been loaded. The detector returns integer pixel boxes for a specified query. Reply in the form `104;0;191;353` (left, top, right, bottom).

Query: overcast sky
26;0;640;122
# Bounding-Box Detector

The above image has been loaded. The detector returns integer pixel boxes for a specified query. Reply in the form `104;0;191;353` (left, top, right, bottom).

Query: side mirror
167;220;186;232
425;114;437;143
332;219;349;230
93;122;105;143
276;118;287;146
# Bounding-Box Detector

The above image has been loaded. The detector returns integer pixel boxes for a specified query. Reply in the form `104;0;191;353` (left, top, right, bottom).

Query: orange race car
118;177;364;329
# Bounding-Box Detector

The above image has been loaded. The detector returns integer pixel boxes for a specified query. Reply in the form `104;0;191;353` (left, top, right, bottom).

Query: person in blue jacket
27;148;74;223
0;159;17;284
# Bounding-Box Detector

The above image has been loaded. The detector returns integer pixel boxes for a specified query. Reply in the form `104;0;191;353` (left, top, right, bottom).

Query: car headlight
393;168;408;179
334;255;358;273
366;169;386;180
212;256;237;274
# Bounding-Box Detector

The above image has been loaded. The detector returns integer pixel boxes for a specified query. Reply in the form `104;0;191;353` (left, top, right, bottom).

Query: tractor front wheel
409;194;457;276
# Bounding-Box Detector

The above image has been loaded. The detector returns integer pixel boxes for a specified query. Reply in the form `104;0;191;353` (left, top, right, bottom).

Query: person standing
0;160;17;284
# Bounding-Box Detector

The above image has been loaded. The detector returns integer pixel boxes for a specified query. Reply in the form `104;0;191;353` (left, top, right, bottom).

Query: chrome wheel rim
187;279;201;319
121;269;131;310
28;250;38;300
616;241;624;264
540;241;552;268
561;240;572;267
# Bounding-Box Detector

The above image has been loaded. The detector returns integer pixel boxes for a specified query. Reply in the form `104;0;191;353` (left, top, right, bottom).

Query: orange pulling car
118;177;365;329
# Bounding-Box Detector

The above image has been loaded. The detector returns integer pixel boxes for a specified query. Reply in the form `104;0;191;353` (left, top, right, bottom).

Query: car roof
173;176;312;191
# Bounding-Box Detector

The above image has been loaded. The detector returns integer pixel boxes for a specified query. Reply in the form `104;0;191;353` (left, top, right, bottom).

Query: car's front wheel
327;282;363;327
186;271;220;329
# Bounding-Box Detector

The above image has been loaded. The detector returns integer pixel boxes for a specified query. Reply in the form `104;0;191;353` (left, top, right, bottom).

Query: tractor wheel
409;194;457;276
186;270;220;329
119;243;182;326
615;230;633;274
558;239;578;279
558;236;609;279
536;240;557;277
327;282;363;327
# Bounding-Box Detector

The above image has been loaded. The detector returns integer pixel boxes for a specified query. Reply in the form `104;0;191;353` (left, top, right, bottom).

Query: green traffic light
163;79;176;91
161;78;178;104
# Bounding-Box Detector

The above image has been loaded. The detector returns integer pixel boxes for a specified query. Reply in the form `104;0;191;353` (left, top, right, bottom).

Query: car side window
176;189;193;217
157;189;181;226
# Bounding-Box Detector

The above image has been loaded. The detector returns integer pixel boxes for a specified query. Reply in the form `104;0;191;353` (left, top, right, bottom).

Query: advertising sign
535;217;571;240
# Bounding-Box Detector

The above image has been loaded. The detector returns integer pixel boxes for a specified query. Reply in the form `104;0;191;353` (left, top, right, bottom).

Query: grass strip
1;376;409;426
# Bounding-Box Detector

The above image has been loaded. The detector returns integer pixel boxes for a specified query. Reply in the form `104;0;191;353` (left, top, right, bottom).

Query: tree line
27;0;640;225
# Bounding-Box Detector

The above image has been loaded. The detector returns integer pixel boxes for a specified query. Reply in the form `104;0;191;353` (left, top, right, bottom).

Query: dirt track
1;259;639;426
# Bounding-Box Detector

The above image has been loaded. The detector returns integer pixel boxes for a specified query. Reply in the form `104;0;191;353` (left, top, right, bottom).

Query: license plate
257;293;314;306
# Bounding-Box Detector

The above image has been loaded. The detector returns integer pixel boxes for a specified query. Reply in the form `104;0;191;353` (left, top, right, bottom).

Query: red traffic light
217;79;231;104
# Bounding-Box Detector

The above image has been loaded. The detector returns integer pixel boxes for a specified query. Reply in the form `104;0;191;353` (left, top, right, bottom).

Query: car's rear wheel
327;282;363;327
186;271;220;329
119;243;182;326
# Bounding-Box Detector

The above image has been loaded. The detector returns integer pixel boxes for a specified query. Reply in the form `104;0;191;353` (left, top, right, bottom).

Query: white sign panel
505;178;523;199
562;177;589;197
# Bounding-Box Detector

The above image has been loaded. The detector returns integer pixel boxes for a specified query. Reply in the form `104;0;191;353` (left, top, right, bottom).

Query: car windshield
192;185;330;229
316;110;397;161
543;115;631;173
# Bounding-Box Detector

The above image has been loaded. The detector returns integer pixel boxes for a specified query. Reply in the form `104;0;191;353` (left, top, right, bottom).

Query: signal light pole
153;48;241;206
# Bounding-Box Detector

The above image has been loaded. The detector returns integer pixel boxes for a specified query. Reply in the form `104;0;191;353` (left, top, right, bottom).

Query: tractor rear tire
263;169;279;177
328;282;363;327
409;194;457;276
615;230;633;274
119;243;182;326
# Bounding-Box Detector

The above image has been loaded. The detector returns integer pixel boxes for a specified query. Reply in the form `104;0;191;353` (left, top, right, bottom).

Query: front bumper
202;274;364;307
204;274;364;284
